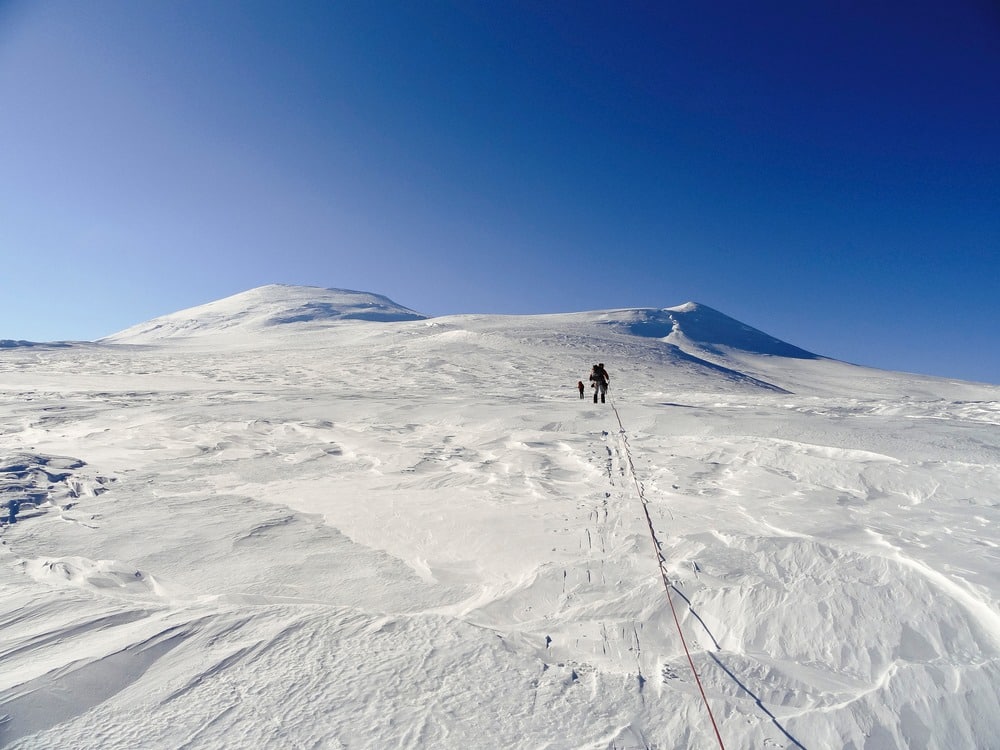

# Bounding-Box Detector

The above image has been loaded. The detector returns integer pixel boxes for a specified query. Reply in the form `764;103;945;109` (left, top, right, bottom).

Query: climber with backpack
589;363;610;404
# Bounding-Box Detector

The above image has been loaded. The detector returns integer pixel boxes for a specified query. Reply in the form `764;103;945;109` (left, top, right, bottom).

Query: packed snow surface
1;285;998;749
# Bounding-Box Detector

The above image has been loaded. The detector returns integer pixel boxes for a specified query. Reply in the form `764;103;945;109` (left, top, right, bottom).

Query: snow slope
1;285;998;749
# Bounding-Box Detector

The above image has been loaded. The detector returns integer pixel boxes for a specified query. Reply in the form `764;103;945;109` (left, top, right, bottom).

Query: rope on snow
607;389;726;750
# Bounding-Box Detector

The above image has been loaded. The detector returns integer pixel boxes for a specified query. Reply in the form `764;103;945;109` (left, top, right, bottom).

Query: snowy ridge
1;340;74;349
1;285;999;748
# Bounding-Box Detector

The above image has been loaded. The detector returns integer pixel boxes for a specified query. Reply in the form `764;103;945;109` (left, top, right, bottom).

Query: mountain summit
616;302;818;359
102;285;427;343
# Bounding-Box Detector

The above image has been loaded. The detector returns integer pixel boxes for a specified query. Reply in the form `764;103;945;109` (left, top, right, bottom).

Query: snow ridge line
607;392;726;750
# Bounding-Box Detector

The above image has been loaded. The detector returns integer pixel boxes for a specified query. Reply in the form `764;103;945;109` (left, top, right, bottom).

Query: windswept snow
1;285;998;749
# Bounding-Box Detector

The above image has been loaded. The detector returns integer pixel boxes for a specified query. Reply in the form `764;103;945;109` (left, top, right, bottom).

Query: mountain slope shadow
267;301;426;324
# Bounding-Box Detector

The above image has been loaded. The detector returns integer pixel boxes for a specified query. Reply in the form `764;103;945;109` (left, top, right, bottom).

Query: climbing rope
607;390;727;750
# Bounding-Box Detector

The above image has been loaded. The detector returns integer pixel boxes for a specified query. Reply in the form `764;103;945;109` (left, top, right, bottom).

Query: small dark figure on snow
7;498;20;524
589;363;610;403
577;380;585;399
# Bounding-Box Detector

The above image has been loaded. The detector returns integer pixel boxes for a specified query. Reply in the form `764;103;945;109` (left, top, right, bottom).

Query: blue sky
1;1;998;383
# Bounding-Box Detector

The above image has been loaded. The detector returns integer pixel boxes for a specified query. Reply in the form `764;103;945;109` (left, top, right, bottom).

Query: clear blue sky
2;1;998;383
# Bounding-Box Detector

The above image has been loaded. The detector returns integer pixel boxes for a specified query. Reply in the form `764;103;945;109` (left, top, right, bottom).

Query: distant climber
577;380;585;399
6;498;20;524
589;363;610;403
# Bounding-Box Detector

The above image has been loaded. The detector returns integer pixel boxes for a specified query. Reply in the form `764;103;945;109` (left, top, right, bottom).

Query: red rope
609;396;726;750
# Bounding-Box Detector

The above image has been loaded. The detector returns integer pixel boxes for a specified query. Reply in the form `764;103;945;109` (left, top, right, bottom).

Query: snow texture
1;284;998;749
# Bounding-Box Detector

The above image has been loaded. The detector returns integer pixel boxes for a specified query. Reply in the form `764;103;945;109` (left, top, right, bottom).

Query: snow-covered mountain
1;285;998;749
102;284;427;343
622;301;818;359
104;285;816;394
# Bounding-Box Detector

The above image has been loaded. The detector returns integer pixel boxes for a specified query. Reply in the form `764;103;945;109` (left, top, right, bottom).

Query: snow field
1;298;998;748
